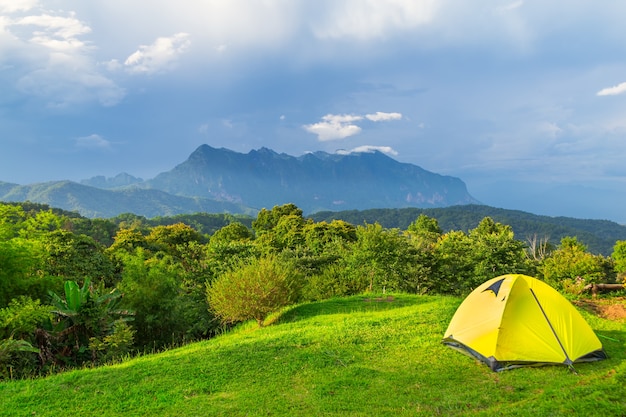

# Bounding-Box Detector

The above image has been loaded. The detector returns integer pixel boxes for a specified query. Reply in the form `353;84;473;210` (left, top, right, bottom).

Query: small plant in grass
206;256;300;327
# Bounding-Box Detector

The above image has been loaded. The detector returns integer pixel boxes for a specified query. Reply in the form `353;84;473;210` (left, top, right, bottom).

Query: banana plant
48;279;133;361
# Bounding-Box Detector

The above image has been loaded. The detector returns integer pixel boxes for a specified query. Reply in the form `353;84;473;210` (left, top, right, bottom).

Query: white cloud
597;82;626;96
336;146;398;156
303;114;363;141
0;0;37;13
124;33;191;74
312;0;438;40
304;112;403;141
75;134;111;149
1;6;125;107
13;13;92;51
365;111;402;122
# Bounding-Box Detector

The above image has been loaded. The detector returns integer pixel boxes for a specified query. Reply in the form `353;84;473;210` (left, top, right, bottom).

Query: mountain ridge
142;145;480;212
2;144;478;218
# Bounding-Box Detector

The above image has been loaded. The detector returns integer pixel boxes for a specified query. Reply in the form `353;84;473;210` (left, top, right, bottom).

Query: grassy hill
1;294;625;416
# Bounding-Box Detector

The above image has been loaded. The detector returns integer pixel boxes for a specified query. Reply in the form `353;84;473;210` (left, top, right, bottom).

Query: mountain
80;172;144;189
144;145;480;212
1;145;477;218
0;180;252;218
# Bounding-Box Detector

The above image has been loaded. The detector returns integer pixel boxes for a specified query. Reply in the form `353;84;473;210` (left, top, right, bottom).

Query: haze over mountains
0;145;478;218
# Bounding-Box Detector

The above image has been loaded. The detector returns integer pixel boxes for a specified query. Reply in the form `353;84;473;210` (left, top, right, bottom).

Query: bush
302;263;367;301
206;256;299;327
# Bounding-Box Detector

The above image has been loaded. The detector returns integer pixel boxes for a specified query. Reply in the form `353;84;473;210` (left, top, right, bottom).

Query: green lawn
1;294;625;416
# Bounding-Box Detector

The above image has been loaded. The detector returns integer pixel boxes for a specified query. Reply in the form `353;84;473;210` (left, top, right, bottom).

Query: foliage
38;230;115;284
89;319;135;364
48;279;133;365
612;240;626;282
145;223;205;258
432;218;533;295
341;223;421;294
209;222;253;244
116;250;185;348
407;213;442;241
301;263;364;301
0;238;63;307
147;213;254;236
207;256;300;326
252;204;303;236
0;337;39;379
0;297;52;340
0;297;50;379
0;204;26;240
539;237;615;291
311;204;626;255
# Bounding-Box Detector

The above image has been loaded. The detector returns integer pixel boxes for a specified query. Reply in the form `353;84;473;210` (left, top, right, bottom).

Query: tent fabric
443;274;607;371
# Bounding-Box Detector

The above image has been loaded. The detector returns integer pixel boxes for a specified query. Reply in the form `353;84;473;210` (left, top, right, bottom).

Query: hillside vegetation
1;294;624;416
311;205;626;255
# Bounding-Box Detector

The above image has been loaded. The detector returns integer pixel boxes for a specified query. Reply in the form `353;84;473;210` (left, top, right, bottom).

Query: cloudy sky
2;1;626;222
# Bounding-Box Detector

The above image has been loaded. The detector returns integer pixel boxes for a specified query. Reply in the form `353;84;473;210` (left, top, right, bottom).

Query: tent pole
529;288;573;367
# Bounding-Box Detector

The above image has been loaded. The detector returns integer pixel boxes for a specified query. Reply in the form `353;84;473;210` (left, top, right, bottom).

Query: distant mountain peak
81;172;144;189
146;145;480;212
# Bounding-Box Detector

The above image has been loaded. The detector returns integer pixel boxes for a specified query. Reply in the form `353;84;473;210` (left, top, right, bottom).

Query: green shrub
302;264;366;301
207;256;299;327
89;319;135;364
0;296;53;340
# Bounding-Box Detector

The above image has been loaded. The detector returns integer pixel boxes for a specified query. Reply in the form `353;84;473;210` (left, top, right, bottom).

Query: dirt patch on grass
573;298;626;321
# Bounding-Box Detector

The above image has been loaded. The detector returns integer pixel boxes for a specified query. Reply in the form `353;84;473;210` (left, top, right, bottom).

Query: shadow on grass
275;294;436;325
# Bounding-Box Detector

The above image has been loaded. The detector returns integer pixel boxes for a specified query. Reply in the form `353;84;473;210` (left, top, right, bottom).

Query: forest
1;201;625;379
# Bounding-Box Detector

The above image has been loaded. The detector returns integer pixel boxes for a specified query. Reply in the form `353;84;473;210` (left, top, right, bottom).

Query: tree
467;217;531;286
539;237;614;292
0;297;52;340
303;220;357;255
252;204;303;236
17;210;65;239
407;214;442;243
116;249;183;348
0;204;27;241
433;217;532;294
38;230;115;285
342;223;419;293
210;222;253;244
433;230;474;294
145;223;204;258
612;240;626;281
207;256;299;327
525;233;554;262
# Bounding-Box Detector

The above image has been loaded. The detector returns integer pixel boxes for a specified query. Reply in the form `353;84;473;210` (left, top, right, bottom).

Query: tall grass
0;294;624;416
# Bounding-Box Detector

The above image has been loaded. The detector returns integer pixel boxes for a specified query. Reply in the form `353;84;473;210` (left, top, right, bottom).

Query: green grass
1;294;625;416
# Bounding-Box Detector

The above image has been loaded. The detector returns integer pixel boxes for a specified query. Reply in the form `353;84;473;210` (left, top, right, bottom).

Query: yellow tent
443;274;607;371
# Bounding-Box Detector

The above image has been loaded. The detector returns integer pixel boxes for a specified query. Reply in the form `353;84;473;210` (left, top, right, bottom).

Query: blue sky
2;1;626;223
